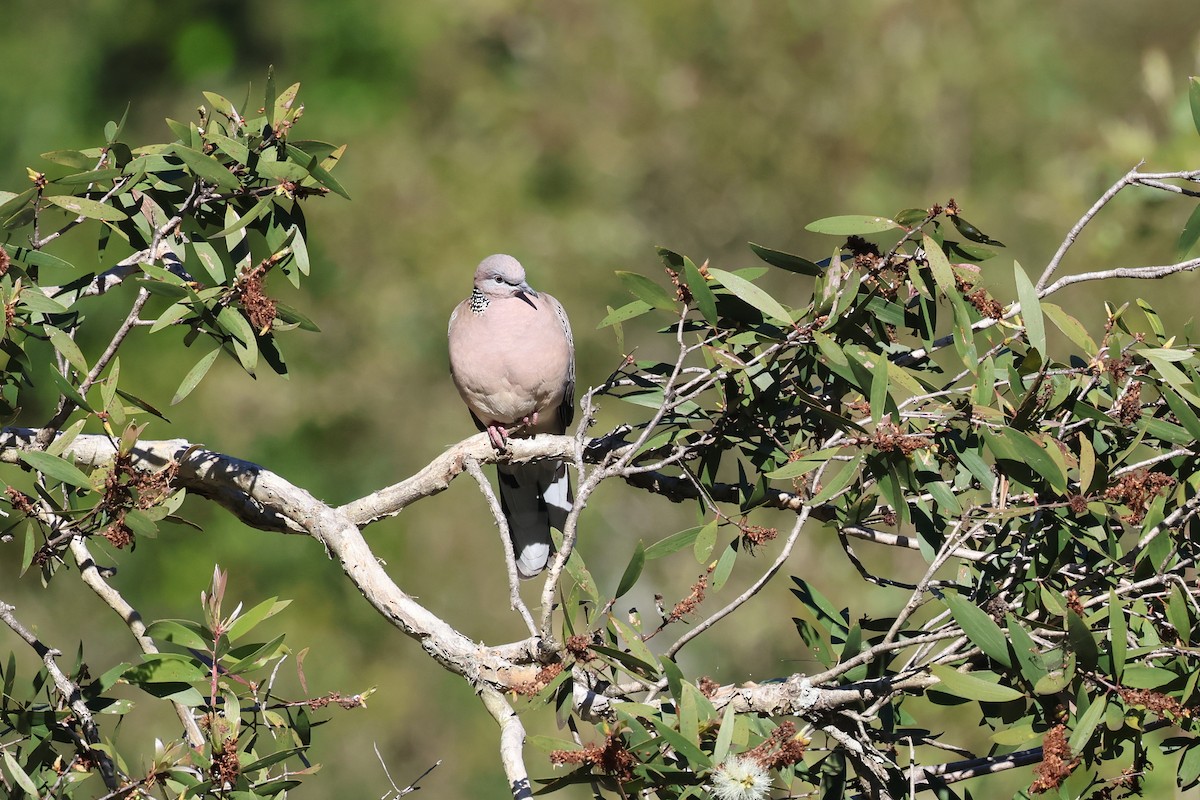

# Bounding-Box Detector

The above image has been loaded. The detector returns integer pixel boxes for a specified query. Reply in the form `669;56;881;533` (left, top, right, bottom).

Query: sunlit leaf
1013;261;1045;355
930;664;1024;702
943;590;1011;667
18;450;92;489
45;194;127;221
707;267;792;326
805;215;900;235
616;270;676;311
172;347;221;406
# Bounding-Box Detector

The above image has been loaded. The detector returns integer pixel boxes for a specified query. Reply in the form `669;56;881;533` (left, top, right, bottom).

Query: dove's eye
494;276;504;283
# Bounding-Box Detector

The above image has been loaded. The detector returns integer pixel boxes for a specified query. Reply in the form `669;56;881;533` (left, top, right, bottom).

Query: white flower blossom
710;754;771;800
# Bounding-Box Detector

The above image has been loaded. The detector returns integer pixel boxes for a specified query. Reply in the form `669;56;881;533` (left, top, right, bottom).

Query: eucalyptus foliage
4;75;1200;800
0;75;354;799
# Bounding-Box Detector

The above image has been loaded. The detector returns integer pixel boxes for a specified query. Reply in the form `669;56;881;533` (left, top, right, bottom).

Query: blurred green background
3;2;1200;797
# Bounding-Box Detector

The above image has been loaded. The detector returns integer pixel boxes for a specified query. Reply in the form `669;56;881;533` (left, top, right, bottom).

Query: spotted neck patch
469;287;489;314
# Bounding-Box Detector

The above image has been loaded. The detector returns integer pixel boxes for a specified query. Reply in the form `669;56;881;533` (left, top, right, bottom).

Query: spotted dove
448;254;574;578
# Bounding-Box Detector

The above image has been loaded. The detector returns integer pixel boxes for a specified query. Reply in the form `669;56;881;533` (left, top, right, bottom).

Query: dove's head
474;254;538;303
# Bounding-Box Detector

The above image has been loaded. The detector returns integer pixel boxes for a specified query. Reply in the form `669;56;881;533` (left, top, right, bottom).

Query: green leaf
1179;203;1200;259
285;144;350;199
598;299;652;328
682;258;717;324
923;233;956;297
711;542;737;591
1109;593;1126;681
144;619;210;650
992;722;1040;746
982;428;1066;493
1120;666;1176;689
18;450;93;489
46;328;88;374
18;286;69;314
707;268;792;325
45;194;127;221
1013;261;1045;355
693;519;718;562
805;215;900;235
202;91;238;120
1068;695;1107;752
172;144;241;190
258;159;311;182
712;704;736;765
1180;741;1200;790
648;525;700;556
0;188;36;229
930;664;1024;702
609;615;659;672
52;168;123;186
274;303;320;332
614;541;645;600
123;509;159;538
172;347;221;405
4;244;77;275
4;752;40;796
943;590;1011;667
616;271;677;311
225;633;286;673
766;447;842;480
809;453;864;505
149;301;192;334
1144;350;1200;407
125;653;208;684
210;194;273;237
274;82;302;122
1191;76;1200;137
46;419;87;458
642;713;709;768
869;352;888;424
949;214;1004;246
748;242;823;275
41;150;96;169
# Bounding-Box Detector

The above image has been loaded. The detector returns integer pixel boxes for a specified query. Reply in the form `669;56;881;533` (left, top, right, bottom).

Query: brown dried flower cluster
304;691;369;710
697;676;721;698
565;634;594;661
1104;354;1133;384
0;247;9;277
1029;724;1079;794
664;265;692;305
99;455;179;549
210;737;241;787
512;663;564;697
1104;469;1176;524
954;274;1004;319
1067;494;1089;516
745;720;807;770
1114;382;1143;425
1065;589;1084;617
5;486;35;516
1118;687;1186;719
873;420;925;455
666;573;709;623
739;522;778;550
550;732;636;783
236;264;278;335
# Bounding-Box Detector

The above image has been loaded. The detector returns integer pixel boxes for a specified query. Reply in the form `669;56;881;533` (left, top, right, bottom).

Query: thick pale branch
0;428;543;690
68;536;206;748
480;688;532;800
706;671;937;717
